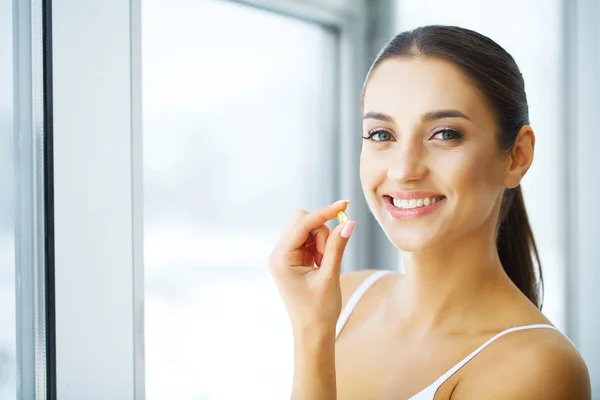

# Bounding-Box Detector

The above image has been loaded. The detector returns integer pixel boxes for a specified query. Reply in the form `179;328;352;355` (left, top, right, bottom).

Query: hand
267;200;356;334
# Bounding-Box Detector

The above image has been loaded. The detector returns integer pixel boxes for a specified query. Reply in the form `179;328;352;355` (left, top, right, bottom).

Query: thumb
320;220;356;276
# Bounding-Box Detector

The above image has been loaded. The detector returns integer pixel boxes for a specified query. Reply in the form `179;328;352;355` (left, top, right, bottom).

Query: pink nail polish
341;221;355;239
333;200;351;207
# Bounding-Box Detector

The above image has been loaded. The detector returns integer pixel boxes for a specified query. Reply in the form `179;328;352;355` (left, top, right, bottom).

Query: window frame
13;0;50;397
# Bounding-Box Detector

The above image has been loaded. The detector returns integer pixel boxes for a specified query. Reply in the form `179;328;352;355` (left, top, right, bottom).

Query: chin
370;204;442;253
384;229;439;253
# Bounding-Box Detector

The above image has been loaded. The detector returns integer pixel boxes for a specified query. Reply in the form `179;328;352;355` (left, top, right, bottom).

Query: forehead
363;57;492;123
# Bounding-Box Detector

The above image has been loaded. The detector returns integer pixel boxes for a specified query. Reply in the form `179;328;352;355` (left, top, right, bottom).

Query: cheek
436;149;504;214
360;153;386;226
359;148;377;189
360;148;390;186
448;152;495;185
359;149;386;213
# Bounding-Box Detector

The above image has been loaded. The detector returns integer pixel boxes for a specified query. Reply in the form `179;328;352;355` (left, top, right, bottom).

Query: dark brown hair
363;25;543;308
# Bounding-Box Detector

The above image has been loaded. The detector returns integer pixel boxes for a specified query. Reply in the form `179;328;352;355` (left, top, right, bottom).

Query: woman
268;26;591;399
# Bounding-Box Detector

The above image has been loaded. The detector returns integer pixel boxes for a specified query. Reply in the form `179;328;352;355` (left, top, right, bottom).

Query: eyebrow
363;109;472;123
362;112;394;122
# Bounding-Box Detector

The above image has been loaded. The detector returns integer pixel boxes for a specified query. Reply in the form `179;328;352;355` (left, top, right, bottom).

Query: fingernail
333;200;351;207
340;221;355;239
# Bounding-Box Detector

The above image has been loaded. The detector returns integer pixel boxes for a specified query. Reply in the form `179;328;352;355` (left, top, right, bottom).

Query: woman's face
360;57;510;252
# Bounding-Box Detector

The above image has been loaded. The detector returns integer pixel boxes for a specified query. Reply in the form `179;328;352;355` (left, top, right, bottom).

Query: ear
504;125;535;189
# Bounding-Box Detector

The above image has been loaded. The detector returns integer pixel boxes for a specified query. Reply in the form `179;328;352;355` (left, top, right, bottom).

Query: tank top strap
335;270;393;339
410;324;560;399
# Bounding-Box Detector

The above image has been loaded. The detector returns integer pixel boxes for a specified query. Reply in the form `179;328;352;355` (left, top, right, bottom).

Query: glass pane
142;1;337;398
0;0;17;397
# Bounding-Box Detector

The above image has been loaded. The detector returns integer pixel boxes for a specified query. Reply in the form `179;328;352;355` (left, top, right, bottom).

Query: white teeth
392;196;442;209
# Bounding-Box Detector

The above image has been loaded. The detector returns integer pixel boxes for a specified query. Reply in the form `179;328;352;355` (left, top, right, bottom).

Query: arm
291;326;337;400
267;200;356;400
290;270;379;400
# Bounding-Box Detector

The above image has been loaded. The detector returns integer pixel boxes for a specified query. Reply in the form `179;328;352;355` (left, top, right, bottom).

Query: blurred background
1;0;599;399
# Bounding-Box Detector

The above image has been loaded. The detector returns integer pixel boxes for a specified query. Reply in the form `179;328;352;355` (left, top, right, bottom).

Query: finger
305;241;322;267
282;209;308;236
285;200;350;250
301;246;315;267
276;209;308;250
314;252;323;268
308;225;329;267
311;225;330;255
319;220;356;277
303;224;327;250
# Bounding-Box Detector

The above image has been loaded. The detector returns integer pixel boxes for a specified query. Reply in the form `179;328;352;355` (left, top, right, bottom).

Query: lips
384;190;445;200
387;195;445;209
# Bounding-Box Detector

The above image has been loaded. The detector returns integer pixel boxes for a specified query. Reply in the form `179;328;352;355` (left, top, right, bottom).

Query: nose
387;145;428;183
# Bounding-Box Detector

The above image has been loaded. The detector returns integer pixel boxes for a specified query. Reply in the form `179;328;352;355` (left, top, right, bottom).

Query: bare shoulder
456;328;591;399
339;269;385;309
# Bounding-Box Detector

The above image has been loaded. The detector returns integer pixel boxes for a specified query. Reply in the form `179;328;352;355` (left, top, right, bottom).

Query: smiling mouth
384;195;446;210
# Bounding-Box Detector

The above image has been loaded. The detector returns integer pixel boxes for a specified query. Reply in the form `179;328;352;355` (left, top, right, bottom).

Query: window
142;0;338;398
0;0;17;396
8;0;49;397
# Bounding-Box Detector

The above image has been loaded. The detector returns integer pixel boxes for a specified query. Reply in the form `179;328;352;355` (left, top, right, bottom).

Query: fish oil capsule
337;210;348;224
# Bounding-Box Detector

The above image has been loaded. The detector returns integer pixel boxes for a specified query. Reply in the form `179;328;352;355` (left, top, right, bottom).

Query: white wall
568;0;600;392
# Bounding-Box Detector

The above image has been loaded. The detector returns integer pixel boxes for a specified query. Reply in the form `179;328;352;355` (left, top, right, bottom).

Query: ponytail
497;186;543;308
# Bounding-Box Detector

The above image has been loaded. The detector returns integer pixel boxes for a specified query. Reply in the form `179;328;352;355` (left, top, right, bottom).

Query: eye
363;129;393;142
431;128;464;141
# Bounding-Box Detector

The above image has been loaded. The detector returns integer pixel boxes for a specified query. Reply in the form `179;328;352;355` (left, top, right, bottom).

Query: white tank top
335;270;561;400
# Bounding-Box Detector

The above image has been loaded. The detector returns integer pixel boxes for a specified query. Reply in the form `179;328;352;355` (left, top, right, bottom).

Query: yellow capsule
337;210;348;224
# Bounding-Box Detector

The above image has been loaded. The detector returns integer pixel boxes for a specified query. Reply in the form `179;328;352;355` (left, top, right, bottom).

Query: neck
396;224;512;336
